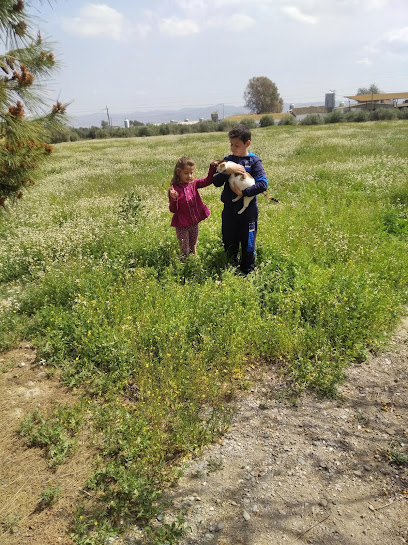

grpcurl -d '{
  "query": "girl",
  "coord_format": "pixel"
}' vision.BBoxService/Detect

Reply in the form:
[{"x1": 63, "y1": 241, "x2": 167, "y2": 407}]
[{"x1": 168, "y1": 156, "x2": 218, "y2": 257}]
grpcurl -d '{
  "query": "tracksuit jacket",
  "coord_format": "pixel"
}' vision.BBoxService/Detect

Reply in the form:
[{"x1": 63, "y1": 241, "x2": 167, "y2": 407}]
[{"x1": 213, "y1": 152, "x2": 268, "y2": 273}]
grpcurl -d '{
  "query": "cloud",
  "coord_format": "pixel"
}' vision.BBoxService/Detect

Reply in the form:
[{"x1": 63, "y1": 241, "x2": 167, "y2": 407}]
[
  {"x1": 362, "y1": 26, "x2": 408, "y2": 60},
  {"x1": 281, "y1": 6, "x2": 317, "y2": 24},
  {"x1": 356, "y1": 57, "x2": 373, "y2": 65},
  {"x1": 176, "y1": 0, "x2": 207, "y2": 15},
  {"x1": 159, "y1": 17, "x2": 200, "y2": 37},
  {"x1": 133, "y1": 22, "x2": 152, "y2": 40},
  {"x1": 379, "y1": 26, "x2": 408, "y2": 54},
  {"x1": 222, "y1": 13, "x2": 256, "y2": 30},
  {"x1": 61, "y1": 4, "x2": 125, "y2": 40}
]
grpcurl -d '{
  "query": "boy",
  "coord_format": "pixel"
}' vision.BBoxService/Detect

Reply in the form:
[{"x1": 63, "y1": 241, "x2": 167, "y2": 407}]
[{"x1": 213, "y1": 124, "x2": 268, "y2": 274}]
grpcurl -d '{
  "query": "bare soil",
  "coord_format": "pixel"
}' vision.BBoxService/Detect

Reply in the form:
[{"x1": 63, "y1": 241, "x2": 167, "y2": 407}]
[
  {"x1": 0, "y1": 345, "x2": 94, "y2": 545},
  {"x1": 157, "y1": 318, "x2": 408, "y2": 545},
  {"x1": 1, "y1": 317, "x2": 407, "y2": 545}
]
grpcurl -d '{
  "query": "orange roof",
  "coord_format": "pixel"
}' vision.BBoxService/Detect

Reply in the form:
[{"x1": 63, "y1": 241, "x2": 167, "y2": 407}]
[{"x1": 345, "y1": 92, "x2": 408, "y2": 102}]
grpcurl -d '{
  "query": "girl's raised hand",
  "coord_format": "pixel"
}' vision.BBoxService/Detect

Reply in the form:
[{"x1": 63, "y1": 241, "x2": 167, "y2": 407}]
[{"x1": 169, "y1": 185, "x2": 178, "y2": 200}]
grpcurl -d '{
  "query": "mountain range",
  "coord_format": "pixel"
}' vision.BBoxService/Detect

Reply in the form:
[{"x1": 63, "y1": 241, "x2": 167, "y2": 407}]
[{"x1": 70, "y1": 102, "x2": 324, "y2": 128}]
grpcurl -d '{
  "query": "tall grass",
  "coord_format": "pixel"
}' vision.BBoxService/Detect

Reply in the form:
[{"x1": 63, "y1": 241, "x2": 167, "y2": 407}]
[{"x1": 1, "y1": 122, "x2": 408, "y2": 543}]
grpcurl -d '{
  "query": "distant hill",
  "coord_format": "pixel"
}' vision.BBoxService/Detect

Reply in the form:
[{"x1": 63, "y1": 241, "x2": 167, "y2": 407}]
[
  {"x1": 70, "y1": 104, "x2": 249, "y2": 128},
  {"x1": 70, "y1": 102, "x2": 325, "y2": 128}
]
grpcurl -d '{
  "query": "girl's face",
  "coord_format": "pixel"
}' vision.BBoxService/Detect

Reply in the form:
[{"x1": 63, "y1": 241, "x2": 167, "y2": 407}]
[{"x1": 178, "y1": 165, "x2": 195, "y2": 184}]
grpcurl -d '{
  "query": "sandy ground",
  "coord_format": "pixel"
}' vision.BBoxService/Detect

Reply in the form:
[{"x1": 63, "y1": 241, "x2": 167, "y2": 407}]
[
  {"x1": 151, "y1": 318, "x2": 408, "y2": 545},
  {"x1": 1, "y1": 318, "x2": 407, "y2": 545}
]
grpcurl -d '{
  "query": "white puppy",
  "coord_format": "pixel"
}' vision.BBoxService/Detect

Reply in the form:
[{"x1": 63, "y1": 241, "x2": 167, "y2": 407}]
[
  {"x1": 216, "y1": 161, "x2": 279, "y2": 213},
  {"x1": 217, "y1": 160, "x2": 255, "y2": 214}
]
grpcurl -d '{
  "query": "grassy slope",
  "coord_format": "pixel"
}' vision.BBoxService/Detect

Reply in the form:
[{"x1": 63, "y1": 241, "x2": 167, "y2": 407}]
[{"x1": 1, "y1": 121, "x2": 408, "y2": 543}]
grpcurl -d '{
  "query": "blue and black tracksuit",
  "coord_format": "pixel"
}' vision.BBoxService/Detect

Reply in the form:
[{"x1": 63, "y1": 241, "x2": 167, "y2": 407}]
[{"x1": 213, "y1": 152, "x2": 268, "y2": 274}]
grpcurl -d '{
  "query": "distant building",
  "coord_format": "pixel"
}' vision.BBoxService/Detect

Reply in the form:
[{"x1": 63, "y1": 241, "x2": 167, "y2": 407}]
[
  {"x1": 325, "y1": 92, "x2": 336, "y2": 113},
  {"x1": 124, "y1": 119, "x2": 130, "y2": 128},
  {"x1": 343, "y1": 92, "x2": 408, "y2": 111},
  {"x1": 290, "y1": 106, "x2": 328, "y2": 122}
]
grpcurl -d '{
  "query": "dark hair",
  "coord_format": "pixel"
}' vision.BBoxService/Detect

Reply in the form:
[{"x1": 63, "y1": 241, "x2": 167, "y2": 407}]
[
  {"x1": 171, "y1": 156, "x2": 195, "y2": 186},
  {"x1": 228, "y1": 124, "x2": 251, "y2": 144}
]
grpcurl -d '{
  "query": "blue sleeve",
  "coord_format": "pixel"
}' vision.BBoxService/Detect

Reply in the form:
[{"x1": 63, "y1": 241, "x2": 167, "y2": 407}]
[{"x1": 243, "y1": 156, "x2": 268, "y2": 197}]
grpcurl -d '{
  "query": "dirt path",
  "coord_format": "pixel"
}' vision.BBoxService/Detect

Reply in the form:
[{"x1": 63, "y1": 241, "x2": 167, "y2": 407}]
[
  {"x1": 148, "y1": 319, "x2": 408, "y2": 545},
  {"x1": 1, "y1": 319, "x2": 407, "y2": 545}
]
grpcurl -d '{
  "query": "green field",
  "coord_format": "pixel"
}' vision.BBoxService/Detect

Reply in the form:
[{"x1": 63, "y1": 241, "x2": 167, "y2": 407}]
[{"x1": 1, "y1": 121, "x2": 408, "y2": 543}]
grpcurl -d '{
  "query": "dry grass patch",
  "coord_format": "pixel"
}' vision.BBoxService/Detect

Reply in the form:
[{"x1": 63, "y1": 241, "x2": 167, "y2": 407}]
[{"x1": 0, "y1": 345, "x2": 94, "y2": 545}]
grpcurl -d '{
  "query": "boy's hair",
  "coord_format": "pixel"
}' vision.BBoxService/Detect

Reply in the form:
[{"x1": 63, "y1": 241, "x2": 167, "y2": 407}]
[
  {"x1": 228, "y1": 124, "x2": 251, "y2": 144},
  {"x1": 171, "y1": 156, "x2": 195, "y2": 186}
]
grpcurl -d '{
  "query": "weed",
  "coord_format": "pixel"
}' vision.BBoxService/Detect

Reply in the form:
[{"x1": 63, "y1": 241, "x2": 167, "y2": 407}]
[
  {"x1": 39, "y1": 483, "x2": 61, "y2": 508},
  {"x1": 19, "y1": 403, "x2": 84, "y2": 466},
  {"x1": 1, "y1": 514, "x2": 21, "y2": 534},
  {"x1": 119, "y1": 191, "x2": 143, "y2": 222},
  {"x1": 207, "y1": 457, "x2": 224, "y2": 473},
  {"x1": 387, "y1": 450, "x2": 408, "y2": 467}
]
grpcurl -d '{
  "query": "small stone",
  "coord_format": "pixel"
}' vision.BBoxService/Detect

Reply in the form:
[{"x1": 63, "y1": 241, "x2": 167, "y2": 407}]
[
  {"x1": 215, "y1": 522, "x2": 225, "y2": 532},
  {"x1": 18, "y1": 362, "x2": 26, "y2": 367},
  {"x1": 243, "y1": 510, "x2": 251, "y2": 521},
  {"x1": 252, "y1": 504, "x2": 258, "y2": 513},
  {"x1": 363, "y1": 465, "x2": 372, "y2": 472},
  {"x1": 319, "y1": 499, "x2": 328, "y2": 508}
]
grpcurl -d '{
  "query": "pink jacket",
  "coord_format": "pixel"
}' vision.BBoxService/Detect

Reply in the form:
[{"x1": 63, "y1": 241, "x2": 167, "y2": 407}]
[{"x1": 168, "y1": 163, "x2": 216, "y2": 227}]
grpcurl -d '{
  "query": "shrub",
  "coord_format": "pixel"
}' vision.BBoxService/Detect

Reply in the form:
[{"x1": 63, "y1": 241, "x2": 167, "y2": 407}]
[
  {"x1": 259, "y1": 115, "x2": 275, "y2": 127},
  {"x1": 397, "y1": 108, "x2": 408, "y2": 120},
  {"x1": 300, "y1": 114, "x2": 323, "y2": 126},
  {"x1": 278, "y1": 115, "x2": 296, "y2": 125},
  {"x1": 353, "y1": 110, "x2": 370, "y2": 122},
  {"x1": 239, "y1": 118, "x2": 257, "y2": 128},
  {"x1": 324, "y1": 110, "x2": 344, "y2": 124},
  {"x1": 217, "y1": 120, "x2": 235, "y2": 132},
  {"x1": 370, "y1": 108, "x2": 398, "y2": 121}
]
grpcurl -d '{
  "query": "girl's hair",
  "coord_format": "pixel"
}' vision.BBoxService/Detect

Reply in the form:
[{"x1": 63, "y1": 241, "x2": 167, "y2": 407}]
[{"x1": 171, "y1": 156, "x2": 195, "y2": 186}]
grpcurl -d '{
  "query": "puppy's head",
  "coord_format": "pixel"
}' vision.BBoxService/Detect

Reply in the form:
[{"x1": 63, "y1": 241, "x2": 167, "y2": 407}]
[{"x1": 216, "y1": 161, "x2": 228, "y2": 174}]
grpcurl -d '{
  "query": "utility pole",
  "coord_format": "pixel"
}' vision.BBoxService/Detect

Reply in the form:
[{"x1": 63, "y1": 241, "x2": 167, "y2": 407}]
[{"x1": 106, "y1": 106, "x2": 111, "y2": 127}]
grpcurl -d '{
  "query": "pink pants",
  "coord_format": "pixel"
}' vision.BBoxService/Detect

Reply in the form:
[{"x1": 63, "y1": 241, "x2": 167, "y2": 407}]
[{"x1": 175, "y1": 224, "x2": 199, "y2": 256}]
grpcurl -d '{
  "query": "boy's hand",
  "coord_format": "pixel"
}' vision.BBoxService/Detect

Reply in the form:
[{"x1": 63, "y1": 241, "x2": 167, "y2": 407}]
[
  {"x1": 169, "y1": 185, "x2": 178, "y2": 200},
  {"x1": 227, "y1": 163, "x2": 246, "y2": 175}
]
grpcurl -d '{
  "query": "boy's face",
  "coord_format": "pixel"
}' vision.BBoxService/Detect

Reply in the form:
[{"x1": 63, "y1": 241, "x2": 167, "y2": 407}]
[{"x1": 229, "y1": 137, "x2": 250, "y2": 157}]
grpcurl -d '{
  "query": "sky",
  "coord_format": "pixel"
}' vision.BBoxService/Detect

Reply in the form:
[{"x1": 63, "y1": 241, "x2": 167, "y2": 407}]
[{"x1": 23, "y1": 0, "x2": 408, "y2": 118}]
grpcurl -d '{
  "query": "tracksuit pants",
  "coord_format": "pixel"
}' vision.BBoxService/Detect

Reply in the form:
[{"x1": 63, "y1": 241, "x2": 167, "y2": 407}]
[{"x1": 221, "y1": 207, "x2": 257, "y2": 274}]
